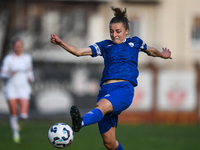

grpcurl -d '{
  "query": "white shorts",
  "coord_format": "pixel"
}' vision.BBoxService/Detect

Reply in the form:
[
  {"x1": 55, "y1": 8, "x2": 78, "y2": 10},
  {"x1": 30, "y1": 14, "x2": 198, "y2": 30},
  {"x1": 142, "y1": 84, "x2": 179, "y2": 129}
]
[{"x1": 4, "y1": 84, "x2": 31, "y2": 100}]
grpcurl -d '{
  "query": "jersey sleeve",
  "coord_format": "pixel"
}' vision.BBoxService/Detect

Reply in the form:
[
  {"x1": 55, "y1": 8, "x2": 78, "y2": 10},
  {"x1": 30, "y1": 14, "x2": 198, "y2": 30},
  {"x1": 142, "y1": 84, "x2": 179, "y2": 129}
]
[
  {"x1": 135, "y1": 36, "x2": 147, "y2": 51},
  {"x1": 0, "y1": 55, "x2": 11, "y2": 79},
  {"x1": 89, "y1": 40, "x2": 107, "y2": 57}
]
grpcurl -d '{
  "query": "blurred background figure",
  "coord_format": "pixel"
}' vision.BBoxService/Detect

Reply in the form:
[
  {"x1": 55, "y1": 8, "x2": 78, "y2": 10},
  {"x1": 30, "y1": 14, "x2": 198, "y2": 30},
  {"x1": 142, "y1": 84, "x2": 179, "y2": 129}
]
[{"x1": 0, "y1": 38, "x2": 35, "y2": 143}]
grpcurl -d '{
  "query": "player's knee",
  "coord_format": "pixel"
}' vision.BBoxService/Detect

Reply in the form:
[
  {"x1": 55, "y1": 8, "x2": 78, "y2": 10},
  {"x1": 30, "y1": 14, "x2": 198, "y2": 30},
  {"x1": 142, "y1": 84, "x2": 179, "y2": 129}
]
[
  {"x1": 20, "y1": 113, "x2": 28, "y2": 119},
  {"x1": 103, "y1": 140, "x2": 117, "y2": 150},
  {"x1": 96, "y1": 99, "x2": 113, "y2": 115}
]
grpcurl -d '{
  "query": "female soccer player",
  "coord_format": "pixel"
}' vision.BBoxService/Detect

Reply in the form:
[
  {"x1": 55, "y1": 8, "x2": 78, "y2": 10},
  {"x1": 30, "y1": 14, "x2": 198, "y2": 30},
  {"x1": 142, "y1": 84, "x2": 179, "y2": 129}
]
[
  {"x1": 0, "y1": 38, "x2": 35, "y2": 143},
  {"x1": 51, "y1": 7, "x2": 172, "y2": 150}
]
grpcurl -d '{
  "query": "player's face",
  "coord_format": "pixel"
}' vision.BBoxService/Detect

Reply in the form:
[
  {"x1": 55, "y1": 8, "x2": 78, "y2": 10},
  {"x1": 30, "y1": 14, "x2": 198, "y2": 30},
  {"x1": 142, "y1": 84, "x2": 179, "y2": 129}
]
[
  {"x1": 110, "y1": 22, "x2": 129, "y2": 44},
  {"x1": 13, "y1": 40, "x2": 23, "y2": 55}
]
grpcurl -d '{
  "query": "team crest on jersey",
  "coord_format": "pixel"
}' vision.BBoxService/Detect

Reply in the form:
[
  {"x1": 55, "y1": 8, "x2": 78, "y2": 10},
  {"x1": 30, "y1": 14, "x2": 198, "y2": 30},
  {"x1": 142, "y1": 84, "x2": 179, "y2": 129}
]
[{"x1": 128, "y1": 42, "x2": 134, "y2": 47}]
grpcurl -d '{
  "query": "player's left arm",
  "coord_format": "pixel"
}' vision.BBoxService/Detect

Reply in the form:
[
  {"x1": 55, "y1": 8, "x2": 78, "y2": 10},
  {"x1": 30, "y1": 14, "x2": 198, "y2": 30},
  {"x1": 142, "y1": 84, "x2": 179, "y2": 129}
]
[
  {"x1": 143, "y1": 45, "x2": 172, "y2": 59},
  {"x1": 27, "y1": 55, "x2": 35, "y2": 83}
]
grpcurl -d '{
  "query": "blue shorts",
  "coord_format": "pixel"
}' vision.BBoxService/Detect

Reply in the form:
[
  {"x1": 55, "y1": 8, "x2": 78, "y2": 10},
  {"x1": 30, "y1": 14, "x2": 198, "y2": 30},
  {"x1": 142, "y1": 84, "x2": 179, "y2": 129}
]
[{"x1": 97, "y1": 81, "x2": 134, "y2": 134}]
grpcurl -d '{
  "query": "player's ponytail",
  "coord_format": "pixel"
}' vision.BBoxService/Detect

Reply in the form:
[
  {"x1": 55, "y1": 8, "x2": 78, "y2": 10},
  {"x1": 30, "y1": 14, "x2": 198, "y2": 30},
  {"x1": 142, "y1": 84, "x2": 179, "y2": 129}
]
[{"x1": 110, "y1": 6, "x2": 129, "y2": 30}]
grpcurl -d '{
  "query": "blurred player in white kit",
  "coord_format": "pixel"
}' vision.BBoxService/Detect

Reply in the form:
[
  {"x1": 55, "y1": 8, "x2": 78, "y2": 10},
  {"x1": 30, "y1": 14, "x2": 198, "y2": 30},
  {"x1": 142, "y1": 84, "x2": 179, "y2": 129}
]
[{"x1": 0, "y1": 38, "x2": 35, "y2": 143}]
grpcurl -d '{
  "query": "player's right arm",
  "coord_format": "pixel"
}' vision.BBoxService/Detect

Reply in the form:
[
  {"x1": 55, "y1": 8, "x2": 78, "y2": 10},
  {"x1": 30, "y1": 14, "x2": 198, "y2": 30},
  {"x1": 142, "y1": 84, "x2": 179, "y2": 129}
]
[
  {"x1": 50, "y1": 34, "x2": 93, "y2": 57},
  {"x1": 1, "y1": 55, "x2": 11, "y2": 79}
]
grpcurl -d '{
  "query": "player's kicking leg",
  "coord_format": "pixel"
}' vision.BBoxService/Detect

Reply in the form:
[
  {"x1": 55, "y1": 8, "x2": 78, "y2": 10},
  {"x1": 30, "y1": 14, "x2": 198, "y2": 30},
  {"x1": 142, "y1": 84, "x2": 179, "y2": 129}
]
[{"x1": 70, "y1": 105, "x2": 104, "y2": 132}]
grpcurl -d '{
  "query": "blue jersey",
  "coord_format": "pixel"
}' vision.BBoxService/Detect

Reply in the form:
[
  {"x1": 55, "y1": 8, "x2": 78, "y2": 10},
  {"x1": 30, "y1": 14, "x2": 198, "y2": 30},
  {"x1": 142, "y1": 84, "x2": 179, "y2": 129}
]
[{"x1": 89, "y1": 36, "x2": 147, "y2": 87}]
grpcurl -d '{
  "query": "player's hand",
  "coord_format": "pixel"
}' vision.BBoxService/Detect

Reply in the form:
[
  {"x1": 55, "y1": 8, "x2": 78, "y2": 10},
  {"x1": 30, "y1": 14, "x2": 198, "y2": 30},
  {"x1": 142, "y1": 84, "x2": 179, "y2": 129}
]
[
  {"x1": 50, "y1": 34, "x2": 62, "y2": 45},
  {"x1": 161, "y1": 47, "x2": 172, "y2": 59}
]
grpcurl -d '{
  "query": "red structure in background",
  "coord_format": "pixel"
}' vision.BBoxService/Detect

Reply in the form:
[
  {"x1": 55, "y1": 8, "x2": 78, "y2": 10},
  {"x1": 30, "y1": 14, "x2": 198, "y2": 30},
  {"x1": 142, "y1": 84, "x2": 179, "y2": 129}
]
[{"x1": 119, "y1": 63, "x2": 200, "y2": 125}]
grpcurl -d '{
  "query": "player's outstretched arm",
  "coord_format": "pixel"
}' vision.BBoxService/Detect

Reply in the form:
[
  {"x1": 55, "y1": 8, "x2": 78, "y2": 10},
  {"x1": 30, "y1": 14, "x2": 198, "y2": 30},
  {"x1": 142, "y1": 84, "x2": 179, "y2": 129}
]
[
  {"x1": 50, "y1": 34, "x2": 93, "y2": 57},
  {"x1": 143, "y1": 45, "x2": 172, "y2": 59}
]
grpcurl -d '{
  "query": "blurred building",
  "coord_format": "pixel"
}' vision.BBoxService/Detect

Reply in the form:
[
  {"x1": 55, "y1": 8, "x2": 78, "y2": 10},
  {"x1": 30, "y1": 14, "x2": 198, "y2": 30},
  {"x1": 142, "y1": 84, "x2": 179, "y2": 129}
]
[
  {"x1": 0, "y1": 0, "x2": 199, "y2": 123},
  {"x1": 1, "y1": 0, "x2": 200, "y2": 66}
]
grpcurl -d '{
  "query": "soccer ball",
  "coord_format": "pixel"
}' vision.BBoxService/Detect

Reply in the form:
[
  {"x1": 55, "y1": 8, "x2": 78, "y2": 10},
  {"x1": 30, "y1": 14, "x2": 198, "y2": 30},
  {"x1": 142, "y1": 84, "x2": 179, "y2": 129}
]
[{"x1": 48, "y1": 123, "x2": 74, "y2": 148}]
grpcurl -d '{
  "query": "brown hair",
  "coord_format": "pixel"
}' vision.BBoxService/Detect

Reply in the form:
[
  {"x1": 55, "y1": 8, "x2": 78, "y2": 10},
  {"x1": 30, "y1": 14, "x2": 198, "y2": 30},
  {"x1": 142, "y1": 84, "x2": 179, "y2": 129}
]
[
  {"x1": 12, "y1": 38, "x2": 23, "y2": 47},
  {"x1": 110, "y1": 6, "x2": 129, "y2": 30}
]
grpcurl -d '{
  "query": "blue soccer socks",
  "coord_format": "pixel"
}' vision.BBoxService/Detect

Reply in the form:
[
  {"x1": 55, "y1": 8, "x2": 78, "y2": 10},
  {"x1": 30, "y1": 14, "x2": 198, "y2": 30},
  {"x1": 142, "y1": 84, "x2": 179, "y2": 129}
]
[
  {"x1": 70, "y1": 106, "x2": 104, "y2": 132},
  {"x1": 82, "y1": 108, "x2": 103, "y2": 126},
  {"x1": 116, "y1": 142, "x2": 123, "y2": 150}
]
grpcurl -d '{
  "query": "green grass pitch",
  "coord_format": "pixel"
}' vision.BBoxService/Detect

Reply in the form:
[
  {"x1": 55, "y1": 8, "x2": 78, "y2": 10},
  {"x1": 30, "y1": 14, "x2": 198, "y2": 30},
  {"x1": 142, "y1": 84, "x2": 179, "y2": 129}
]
[{"x1": 0, "y1": 120, "x2": 200, "y2": 150}]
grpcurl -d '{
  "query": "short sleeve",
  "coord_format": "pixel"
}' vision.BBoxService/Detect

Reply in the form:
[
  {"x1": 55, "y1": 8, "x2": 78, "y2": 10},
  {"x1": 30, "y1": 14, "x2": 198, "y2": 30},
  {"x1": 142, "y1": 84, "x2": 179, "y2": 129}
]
[
  {"x1": 89, "y1": 43, "x2": 102, "y2": 57},
  {"x1": 137, "y1": 37, "x2": 147, "y2": 51},
  {"x1": 89, "y1": 40, "x2": 109, "y2": 57},
  {"x1": 140, "y1": 41, "x2": 147, "y2": 51}
]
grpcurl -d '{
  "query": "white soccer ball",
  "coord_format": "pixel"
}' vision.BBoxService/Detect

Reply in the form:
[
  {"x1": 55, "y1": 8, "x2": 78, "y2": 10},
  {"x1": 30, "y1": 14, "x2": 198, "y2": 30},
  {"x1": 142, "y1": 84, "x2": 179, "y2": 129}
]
[{"x1": 48, "y1": 123, "x2": 74, "y2": 148}]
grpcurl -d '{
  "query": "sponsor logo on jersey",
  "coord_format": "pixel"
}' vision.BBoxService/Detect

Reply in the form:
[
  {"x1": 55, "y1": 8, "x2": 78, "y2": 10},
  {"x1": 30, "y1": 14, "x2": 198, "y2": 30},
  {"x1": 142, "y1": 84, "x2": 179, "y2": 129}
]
[{"x1": 106, "y1": 44, "x2": 113, "y2": 49}]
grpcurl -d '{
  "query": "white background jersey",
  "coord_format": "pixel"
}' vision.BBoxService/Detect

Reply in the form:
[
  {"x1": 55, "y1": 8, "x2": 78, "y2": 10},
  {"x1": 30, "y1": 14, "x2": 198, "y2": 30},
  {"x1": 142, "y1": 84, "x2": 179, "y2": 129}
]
[{"x1": 0, "y1": 52, "x2": 34, "y2": 99}]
